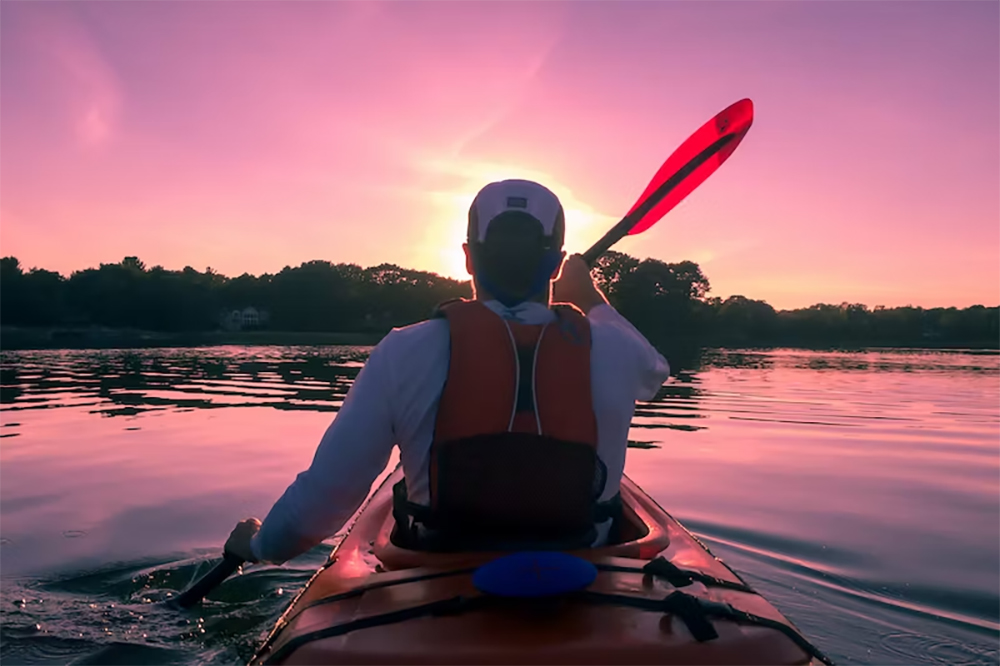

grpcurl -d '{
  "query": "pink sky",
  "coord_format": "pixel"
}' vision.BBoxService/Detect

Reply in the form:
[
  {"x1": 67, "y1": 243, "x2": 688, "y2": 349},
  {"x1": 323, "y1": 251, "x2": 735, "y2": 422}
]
[{"x1": 2, "y1": 1, "x2": 997, "y2": 309}]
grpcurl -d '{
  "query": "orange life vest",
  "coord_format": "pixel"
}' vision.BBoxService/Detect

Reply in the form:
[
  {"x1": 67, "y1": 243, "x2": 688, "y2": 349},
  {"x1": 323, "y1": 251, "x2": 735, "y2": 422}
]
[{"x1": 392, "y1": 299, "x2": 619, "y2": 551}]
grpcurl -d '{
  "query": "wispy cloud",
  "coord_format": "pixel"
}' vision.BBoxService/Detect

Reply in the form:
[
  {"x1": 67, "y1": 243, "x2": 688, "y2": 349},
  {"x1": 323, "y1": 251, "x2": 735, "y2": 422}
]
[{"x1": 17, "y1": 5, "x2": 123, "y2": 146}]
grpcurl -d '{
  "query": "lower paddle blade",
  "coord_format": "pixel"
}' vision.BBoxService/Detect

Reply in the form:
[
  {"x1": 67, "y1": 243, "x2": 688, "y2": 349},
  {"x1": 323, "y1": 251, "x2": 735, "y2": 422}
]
[
  {"x1": 626, "y1": 98, "x2": 754, "y2": 236},
  {"x1": 171, "y1": 553, "x2": 244, "y2": 609}
]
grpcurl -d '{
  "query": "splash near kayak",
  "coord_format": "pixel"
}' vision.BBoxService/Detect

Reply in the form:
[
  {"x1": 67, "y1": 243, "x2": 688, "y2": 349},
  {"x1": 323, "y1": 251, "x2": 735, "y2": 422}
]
[{"x1": 248, "y1": 465, "x2": 833, "y2": 665}]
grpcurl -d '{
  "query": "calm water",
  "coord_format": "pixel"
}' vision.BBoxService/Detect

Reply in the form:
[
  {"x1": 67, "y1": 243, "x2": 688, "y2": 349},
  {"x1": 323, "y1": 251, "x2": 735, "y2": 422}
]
[{"x1": 1, "y1": 346, "x2": 997, "y2": 665}]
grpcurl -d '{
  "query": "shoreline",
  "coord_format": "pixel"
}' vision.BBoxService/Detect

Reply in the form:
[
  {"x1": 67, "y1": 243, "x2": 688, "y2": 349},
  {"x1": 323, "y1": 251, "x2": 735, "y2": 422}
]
[
  {"x1": 0, "y1": 326, "x2": 388, "y2": 351},
  {"x1": 1, "y1": 326, "x2": 996, "y2": 353}
]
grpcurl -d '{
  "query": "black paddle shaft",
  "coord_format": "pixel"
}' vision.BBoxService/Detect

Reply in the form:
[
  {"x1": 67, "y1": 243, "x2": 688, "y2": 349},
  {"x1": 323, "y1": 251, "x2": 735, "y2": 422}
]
[
  {"x1": 173, "y1": 552, "x2": 245, "y2": 609},
  {"x1": 581, "y1": 133, "x2": 736, "y2": 267}
]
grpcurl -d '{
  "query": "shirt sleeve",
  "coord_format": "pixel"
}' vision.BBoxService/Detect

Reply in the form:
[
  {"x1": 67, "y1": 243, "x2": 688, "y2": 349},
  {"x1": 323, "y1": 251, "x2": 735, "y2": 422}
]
[
  {"x1": 249, "y1": 338, "x2": 397, "y2": 564},
  {"x1": 586, "y1": 303, "x2": 671, "y2": 400}
]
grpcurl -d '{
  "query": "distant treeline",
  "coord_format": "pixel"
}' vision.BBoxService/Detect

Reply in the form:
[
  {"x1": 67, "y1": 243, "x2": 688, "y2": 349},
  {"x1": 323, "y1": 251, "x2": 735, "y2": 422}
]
[{"x1": 1, "y1": 253, "x2": 997, "y2": 349}]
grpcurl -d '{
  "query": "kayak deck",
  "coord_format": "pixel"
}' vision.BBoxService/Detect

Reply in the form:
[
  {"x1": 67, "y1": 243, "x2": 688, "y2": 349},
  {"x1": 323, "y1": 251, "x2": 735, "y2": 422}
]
[{"x1": 251, "y1": 466, "x2": 828, "y2": 665}]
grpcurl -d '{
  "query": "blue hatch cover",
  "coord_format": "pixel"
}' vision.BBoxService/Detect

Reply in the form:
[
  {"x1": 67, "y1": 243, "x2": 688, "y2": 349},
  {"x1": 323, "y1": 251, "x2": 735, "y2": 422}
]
[{"x1": 472, "y1": 551, "x2": 598, "y2": 598}]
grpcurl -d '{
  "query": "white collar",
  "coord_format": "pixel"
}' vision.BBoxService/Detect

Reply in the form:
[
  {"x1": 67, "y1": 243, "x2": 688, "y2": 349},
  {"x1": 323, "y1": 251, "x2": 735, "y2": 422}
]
[{"x1": 480, "y1": 300, "x2": 556, "y2": 325}]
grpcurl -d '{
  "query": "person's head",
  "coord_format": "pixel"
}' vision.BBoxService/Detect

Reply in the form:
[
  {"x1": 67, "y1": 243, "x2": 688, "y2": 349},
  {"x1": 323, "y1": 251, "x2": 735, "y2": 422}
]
[{"x1": 463, "y1": 179, "x2": 566, "y2": 307}]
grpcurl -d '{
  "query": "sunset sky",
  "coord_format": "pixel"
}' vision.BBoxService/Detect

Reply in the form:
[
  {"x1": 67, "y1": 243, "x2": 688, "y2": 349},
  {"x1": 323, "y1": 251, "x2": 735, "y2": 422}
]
[{"x1": 2, "y1": 1, "x2": 997, "y2": 310}]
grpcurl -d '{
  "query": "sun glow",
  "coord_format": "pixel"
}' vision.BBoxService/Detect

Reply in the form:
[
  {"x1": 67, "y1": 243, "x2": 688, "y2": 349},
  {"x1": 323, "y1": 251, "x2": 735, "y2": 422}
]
[{"x1": 417, "y1": 158, "x2": 618, "y2": 279}]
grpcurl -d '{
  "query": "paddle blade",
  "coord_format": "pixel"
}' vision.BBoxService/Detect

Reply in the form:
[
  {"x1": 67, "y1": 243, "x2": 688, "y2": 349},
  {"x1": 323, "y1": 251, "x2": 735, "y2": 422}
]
[
  {"x1": 171, "y1": 552, "x2": 244, "y2": 609},
  {"x1": 626, "y1": 98, "x2": 753, "y2": 236}
]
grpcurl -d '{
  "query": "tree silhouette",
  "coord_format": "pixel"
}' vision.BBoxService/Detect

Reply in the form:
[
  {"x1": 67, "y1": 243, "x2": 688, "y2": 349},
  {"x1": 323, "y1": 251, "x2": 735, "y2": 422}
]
[
  {"x1": 590, "y1": 250, "x2": 640, "y2": 299},
  {"x1": 0, "y1": 254, "x2": 996, "y2": 350}
]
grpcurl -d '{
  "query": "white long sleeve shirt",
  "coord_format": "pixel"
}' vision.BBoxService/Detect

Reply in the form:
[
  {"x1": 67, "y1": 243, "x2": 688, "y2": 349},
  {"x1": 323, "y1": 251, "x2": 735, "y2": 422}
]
[{"x1": 250, "y1": 300, "x2": 670, "y2": 564}]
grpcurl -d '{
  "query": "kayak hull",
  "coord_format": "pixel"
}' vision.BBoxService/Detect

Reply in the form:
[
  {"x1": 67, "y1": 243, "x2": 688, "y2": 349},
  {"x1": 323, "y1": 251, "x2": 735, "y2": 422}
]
[{"x1": 251, "y1": 466, "x2": 823, "y2": 665}]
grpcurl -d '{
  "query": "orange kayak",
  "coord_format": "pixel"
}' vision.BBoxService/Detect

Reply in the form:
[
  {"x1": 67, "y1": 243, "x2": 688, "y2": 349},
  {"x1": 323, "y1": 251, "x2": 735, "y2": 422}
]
[{"x1": 250, "y1": 465, "x2": 832, "y2": 665}]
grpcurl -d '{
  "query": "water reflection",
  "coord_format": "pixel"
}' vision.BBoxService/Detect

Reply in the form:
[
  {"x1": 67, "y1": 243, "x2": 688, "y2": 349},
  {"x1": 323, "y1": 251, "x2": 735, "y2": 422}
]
[
  {"x1": 699, "y1": 348, "x2": 999, "y2": 374},
  {"x1": 3, "y1": 346, "x2": 996, "y2": 421},
  {"x1": 2, "y1": 346, "x2": 997, "y2": 441},
  {"x1": 0, "y1": 345, "x2": 998, "y2": 666},
  {"x1": 0, "y1": 347, "x2": 370, "y2": 418},
  {"x1": 632, "y1": 372, "x2": 709, "y2": 432}
]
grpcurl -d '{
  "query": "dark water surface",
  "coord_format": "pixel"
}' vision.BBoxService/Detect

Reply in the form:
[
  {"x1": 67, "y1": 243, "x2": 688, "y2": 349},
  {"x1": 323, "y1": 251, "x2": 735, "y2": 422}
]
[{"x1": 1, "y1": 346, "x2": 997, "y2": 665}]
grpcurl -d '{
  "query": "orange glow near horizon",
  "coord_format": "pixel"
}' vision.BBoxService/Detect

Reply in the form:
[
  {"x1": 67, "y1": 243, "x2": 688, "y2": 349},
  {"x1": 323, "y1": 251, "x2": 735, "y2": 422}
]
[{"x1": 1, "y1": 2, "x2": 997, "y2": 310}]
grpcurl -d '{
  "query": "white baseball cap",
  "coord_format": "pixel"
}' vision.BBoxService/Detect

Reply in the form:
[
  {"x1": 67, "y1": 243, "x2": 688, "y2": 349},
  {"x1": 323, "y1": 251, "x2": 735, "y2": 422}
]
[{"x1": 467, "y1": 179, "x2": 565, "y2": 247}]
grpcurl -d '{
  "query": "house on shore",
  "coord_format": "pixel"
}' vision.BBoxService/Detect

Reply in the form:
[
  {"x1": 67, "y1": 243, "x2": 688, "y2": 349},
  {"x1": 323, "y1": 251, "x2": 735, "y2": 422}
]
[{"x1": 219, "y1": 307, "x2": 270, "y2": 331}]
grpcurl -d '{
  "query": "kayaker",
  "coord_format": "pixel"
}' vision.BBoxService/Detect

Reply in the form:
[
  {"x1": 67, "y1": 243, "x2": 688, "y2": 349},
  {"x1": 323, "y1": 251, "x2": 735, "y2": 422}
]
[{"x1": 225, "y1": 179, "x2": 671, "y2": 563}]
